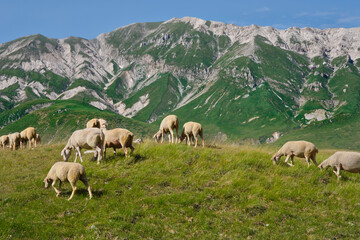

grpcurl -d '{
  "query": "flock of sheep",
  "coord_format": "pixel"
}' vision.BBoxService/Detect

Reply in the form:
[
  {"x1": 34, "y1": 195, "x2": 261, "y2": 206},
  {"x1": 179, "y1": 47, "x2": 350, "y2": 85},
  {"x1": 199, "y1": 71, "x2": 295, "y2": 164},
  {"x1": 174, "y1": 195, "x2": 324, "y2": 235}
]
[
  {"x1": 2, "y1": 114, "x2": 360, "y2": 200},
  {"x1": 46, "y1": 115, "x2": 205, "y2": 200},
  {"x1": 0, "y1": 127, "x2": 40, "y2": 150}
]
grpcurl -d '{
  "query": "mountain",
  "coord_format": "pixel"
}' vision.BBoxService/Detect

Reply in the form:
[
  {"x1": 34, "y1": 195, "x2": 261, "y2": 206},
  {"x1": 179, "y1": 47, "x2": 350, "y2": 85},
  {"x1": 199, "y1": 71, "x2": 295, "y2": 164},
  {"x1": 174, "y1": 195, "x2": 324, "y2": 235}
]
[{"x1": 0, "y1": 17, "x2": 360, "y2": 147}]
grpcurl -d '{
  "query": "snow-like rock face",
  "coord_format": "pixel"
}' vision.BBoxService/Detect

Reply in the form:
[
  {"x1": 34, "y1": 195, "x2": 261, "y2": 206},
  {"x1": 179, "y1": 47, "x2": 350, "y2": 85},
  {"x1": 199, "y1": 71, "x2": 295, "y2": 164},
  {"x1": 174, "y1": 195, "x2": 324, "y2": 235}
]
[
  {"x1": 115, "y1": 94, "x2": 150, "y2": 118},
  {"x1": 90, "y1": 101, "x2": 108, "y2": 110},
  {"x1": 175, "y1": 17, "x2": 360, "y2": 60},
  {"x1": 304, "y1": 109, "x2": 333, "y2": 122}
]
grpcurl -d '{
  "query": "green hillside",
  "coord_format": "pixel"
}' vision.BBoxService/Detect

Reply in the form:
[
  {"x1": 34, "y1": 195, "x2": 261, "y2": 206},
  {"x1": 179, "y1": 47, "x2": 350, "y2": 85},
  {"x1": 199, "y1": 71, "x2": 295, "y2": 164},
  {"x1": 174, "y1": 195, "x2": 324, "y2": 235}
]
[
  {"x1": 0, "y1": 100, "x2": 156, "y2": 143},
  {"x1": 1, "y1": 143, "x2": 360, "y2": 239}
]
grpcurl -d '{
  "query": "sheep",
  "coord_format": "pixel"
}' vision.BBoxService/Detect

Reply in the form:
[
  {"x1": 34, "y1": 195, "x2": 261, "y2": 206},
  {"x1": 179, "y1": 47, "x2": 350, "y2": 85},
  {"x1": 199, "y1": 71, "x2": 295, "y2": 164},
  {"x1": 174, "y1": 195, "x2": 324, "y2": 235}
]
[
  {"x1": 0, "y1": 135, "x2": 9, "y2": 149},
  {"x1": 20, "y1": 127, "x2": 37, "y2": 149},
  {"x1": 153, "y1": 115, "x2": 179, "y2": 144},
  {"x1": 86, "y1": 118, "x2": 100, "y2": 128},
  {"x1": 319, "y1": 151, "x2": 360, "y2": 181},
  {"x1": 179, "y1": 121, "x2": 205, "y2": 147},
  {"x1": 102, "y1": 128, "x2": 134, "y2": 158},
  {"x1": 271, "y1": 140, "x2": 318, "y2": 167},
  {"x1": 44, "y1": 162, "x2": 92, "y2": 200},
  {"x1": 31, "y1": 133, "x2": 41, "y2": 146},
  {"x1": 9, "y1": 132, "x2": 21, "y2": 151},
  {"x1": 61, "y1": 128, "x2": 104, "y2": 164}
]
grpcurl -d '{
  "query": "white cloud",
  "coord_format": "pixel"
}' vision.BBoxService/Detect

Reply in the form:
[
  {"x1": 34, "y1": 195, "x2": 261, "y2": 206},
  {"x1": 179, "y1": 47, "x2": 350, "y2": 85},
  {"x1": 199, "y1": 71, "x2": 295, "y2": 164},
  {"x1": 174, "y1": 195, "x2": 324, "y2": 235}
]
[
  {"x1": 337, "y1": 16, "x2": 360, "y2": 23},
  {"x1": 256, "y1": 7, "x2": 270, "y2": 12}
]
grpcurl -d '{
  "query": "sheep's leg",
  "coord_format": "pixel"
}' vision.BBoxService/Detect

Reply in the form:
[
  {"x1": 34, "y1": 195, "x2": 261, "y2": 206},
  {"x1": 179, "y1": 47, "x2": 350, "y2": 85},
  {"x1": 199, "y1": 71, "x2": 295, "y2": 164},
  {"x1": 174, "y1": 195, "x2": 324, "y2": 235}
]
[
  {"x1": 311, "y1": 155, "x2": 318, "y2": 167},
  {"x1": 161, "y1": 130, "x2": 164, "y2": 143},
  {"x1": 75, "y1": 146, "x2": 83, "y2": 163},
  {"x1": 284, "y1": 155, "x2": 290, "y2": 163},
  {"x1": 333, "y1": 165, "x2": 341, "y2": 181},
  {"x1": 96, "y1": 146, "x2": 102, "y2": 164},
  {"x1": 169, "y1": 128, "x2": 174, "y2": 144},
  {"x1": 52, "y1": 180, "x2": 61, "y2": 197},
  {"x1": 186, "y1": 133, "x2": 191, "y2": 146},
  {"x1": 122, "y1": 145, "x2": 129, "y2": 157},
  {"x1": 74, "y1": 152, "x2": 78, "y2": 163},
  {"x1": 68, "y1": 181, "x2": 77, "y2": 201},
  {"x1": 113, "y1": 147, "x2": 116, "y2": 155},
  {"x1": 130, "y1": 146, "x2": 134, "y2": 155},
  {"x1": 81, "y1": 179, "x2": 92, "y2": 199},
  {"x1": 287, "y1": 156, "x2": 294, "y2": 167},
  {"x1": 305, "y1": 156, "x2": 311, "y2": 167},
  {"x1": 193, "y1": 132, "x2": 198, "y2": 148}
]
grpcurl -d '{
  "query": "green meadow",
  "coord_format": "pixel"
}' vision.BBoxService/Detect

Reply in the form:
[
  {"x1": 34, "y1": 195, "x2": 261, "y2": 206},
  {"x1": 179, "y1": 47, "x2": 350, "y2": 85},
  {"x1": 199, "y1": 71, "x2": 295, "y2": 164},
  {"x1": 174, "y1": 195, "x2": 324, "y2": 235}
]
[{"x1": 1, "y1": 142, "x2": 360, "y2": 239}]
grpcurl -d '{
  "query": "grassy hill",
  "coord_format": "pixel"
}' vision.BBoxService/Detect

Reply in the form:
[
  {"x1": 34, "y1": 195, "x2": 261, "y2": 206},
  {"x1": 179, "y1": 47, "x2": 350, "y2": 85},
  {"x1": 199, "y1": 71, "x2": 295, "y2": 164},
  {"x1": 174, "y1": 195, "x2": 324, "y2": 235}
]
[
  {"x1": 1, "y1": 142, "x2": 360, "y2": 239},
  {"x1": 0, "y1": 100, "x2": 157, "y2": 143}
]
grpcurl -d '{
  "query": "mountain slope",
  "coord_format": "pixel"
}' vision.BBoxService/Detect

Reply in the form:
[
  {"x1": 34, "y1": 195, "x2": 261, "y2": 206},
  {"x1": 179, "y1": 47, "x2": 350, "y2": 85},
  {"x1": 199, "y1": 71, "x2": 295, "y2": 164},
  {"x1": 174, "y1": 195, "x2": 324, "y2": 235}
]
[{"x1": 1, "y1": 17, "x2": 360, "y2": 146}]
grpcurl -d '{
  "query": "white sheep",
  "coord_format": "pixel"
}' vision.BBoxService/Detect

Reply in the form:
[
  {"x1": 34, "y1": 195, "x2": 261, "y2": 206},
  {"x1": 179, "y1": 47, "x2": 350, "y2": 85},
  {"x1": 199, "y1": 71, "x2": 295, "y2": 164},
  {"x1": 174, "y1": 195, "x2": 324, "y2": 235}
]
[
  {"x1": 271, "y1": 140, "x2": 318, "y2": 167},
  {"x1": 31, "y1": 133, "x2": 41, "y2": 146},
  {"x1": 61, "y1": 128, "x2": 104, "y2": 164},
  {"x1": 44, "y1": 162, "x2": 92, "y2": 200},
  {"x1": 102, "y1": 128, "x2": 134, "y2": 158},
  {"x1": 0, "y1": 135, "x2": 9, "y2": 149},
  {"x1": 20, "y1": 127, "x2": 37, "y2": 149},
  {"x1": 179, "y1": 121, "x2": 205, "y2": 147},
  {"x1": 9, "y1": 132, "x2": 21, "y2": 151},
  {"x1": 153, "y1": 115, "x2": 179, "y2": 144},
  {"x1": 319, "y1": 151, "x2": 360, "y2": 180}
]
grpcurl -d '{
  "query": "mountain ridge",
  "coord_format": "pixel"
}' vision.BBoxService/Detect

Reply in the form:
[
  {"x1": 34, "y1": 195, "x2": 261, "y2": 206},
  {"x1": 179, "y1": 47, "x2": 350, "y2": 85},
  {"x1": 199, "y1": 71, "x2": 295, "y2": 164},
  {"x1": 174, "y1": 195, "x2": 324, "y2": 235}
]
[{"x1": 0, "y1": 17, "x2": 360, "y2": 146}]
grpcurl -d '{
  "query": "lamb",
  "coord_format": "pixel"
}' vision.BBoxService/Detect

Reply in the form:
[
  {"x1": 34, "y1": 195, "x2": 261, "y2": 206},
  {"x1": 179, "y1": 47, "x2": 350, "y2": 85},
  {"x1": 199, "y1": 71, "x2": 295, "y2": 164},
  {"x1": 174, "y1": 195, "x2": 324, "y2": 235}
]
[
  {"x1": 61, "y1": 128, "x2": 104, "y2": 164},
  {"x1": 0, "y1": 135, "x2": 9, "y2": 149},
  {"x1": 86, "y1": 118, "x2": 100, "y2": 128},
  {"x1": 44, "y1": 162, "x2": 92, "y2": 200},
  {"x1": 20, "y1": 127, "x2": 37, "y2": 149},
  {"x1": 102, "y1": 128, "x2": 134, "y2": 158},
  {"x1": 9, "y1": 132, "x2": 21, "y2": 151},
  {"x1": 319, "y1": 151, "x2": 360, "y2": 180},
  {"x1": 179, "y1": 121, "x2": 205, "y2": 147},
  {"x1": 271, "y1": 140, "x2": 318, "y2": 167},
  {"x1": 153, "y1": 115, "x2": 179, "y2": 144}
]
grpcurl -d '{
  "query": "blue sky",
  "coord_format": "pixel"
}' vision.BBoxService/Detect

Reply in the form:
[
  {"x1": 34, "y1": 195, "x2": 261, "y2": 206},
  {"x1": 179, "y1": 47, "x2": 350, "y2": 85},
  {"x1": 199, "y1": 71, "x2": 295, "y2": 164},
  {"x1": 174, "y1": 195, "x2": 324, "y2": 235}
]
[{"x1": 1, "y1": 0, "x2": 360, "y2": 44}]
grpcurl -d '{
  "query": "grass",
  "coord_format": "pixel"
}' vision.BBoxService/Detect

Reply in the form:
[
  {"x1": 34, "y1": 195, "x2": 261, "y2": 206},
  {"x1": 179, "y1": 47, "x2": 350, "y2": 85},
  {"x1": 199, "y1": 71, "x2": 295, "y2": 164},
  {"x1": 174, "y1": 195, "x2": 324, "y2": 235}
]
[{"x1": 1, "y1": 142, "x2": 360, "y2": 239}]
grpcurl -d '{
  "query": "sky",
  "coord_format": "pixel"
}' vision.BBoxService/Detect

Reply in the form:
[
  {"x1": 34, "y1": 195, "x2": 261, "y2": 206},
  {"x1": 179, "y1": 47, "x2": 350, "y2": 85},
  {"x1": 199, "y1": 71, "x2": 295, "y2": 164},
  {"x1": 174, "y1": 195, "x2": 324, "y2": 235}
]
[{"x1": 1, "y1": 0, "x2": 360, "y2": 44}]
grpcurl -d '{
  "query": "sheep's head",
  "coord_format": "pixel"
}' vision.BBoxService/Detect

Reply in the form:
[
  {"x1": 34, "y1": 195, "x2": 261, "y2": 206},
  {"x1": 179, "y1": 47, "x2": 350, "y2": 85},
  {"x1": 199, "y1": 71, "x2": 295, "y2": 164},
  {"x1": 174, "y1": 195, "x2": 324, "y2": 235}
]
[
  {"x1": 178, "y1": 134, "x2": 186, "y2": 143},
  {"x1": 44, "y1": 178, "x2": 51, "y2": 188},
  {"x1": 61, "y1": 148, "x2": 71, "y2": 161},
  {"x1": 153, "y1": 131, "x2": 162, "y2": 143},
  {"x1": 271, "y1": 153, "x2": 280, "y2": 165},
  {"x1": 318, "y1": 160, "x2": 329, "y2": 169}
]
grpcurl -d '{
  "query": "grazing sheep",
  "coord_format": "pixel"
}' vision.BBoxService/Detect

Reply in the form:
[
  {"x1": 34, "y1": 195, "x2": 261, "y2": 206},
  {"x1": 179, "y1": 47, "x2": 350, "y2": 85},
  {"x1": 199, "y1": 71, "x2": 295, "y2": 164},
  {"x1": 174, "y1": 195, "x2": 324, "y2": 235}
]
[
  {"x1": 86, "y1": 118, "x2": 100, "y2": 128},
  {"x1": 9, "y1": 132, "x2": 21, "y2": 151},
  {"x1": 102, "y1": 128, "x2": 134, "y2": 158},
  {"x1": 319, "y1": 151, "x2": 360, "y2": 180},
  {"x1": 179, "y1": 121, "x2": 205, "y2": 147},
  {"x1": 20, "y1": 127, "x2": 37, "y2": 149},
  {"x1": 271, "y1": 141, "x2": 318, "y2": 167},
  {"x1": 44, "y1": 162, "x2": 92, "y2": 200},
  {"x1": 0, "y1": 135, "x2": 9, "y2": 149},
  {"x1": 153, "y1": 115, "x2": 179, "y2": 144},
  {"x1": 61, "y1": 128, "x2": 104, "y2": 164}
]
